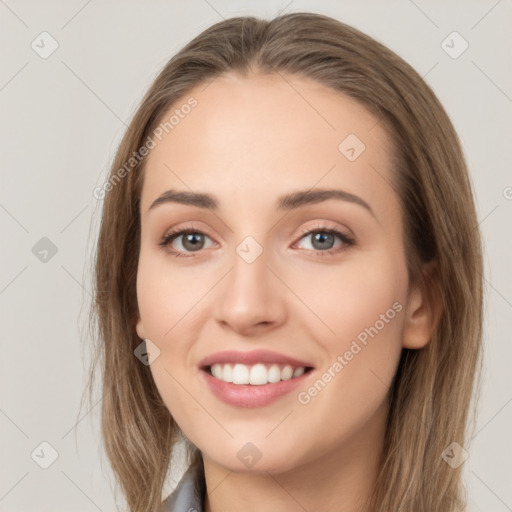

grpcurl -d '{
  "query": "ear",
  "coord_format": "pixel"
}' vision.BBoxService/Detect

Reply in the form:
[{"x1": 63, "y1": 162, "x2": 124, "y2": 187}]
[
  {"x1": 402, "y1": 262, "x2": 442, "y2": 349},
  {"x1": 135, "y1": 313, "x2": 146, "y2": 340}
]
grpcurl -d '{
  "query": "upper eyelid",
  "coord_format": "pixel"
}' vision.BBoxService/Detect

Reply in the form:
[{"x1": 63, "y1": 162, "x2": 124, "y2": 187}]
[
  {"x1": 162, "y1": 221, "x2": 350, "y2": 240},
  {"x1": 297, "y1": 222, "x2": 352, "y2": 236},
  {"x1": 162, "y1": 224, "x2": 215, "y2": 242}
]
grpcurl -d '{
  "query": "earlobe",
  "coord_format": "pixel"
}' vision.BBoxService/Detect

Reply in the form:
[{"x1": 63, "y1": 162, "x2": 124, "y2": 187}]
[
  {"x1": 135, "y1": 314, "x2": 146, "y2": 340},
  {"x1": 402, "y1": 264, "x2": 442, "y2": 349}
]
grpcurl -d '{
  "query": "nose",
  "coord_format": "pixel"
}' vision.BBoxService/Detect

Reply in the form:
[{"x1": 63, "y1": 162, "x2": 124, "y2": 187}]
[{"x1": 213, "y1": 245, "x2": 287, "y2": 336}]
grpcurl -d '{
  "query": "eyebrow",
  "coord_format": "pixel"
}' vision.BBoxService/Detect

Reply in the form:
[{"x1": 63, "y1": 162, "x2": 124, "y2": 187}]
[{"x1": 148, "y1": 188, "x2": 375, "y2": 218}]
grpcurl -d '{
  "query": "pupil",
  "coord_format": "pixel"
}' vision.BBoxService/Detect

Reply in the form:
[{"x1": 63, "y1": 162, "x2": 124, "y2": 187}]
[
  {"x1": 184, "y1": 233, "x2": 203, "y2": 251},
  {"x1": 313, "y1": 232, "x2": 333, "y2": 250}
]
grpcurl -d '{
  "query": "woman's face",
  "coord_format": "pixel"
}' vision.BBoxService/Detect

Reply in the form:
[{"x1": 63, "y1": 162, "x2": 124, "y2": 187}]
[{"x1": 135, "y1": 72, "x2": 429, "y2": 473}]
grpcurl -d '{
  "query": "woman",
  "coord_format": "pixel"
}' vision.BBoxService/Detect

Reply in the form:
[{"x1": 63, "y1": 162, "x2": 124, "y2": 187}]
[{"x1": 87, "y1": 12, "x2": 483, "y2": 512}]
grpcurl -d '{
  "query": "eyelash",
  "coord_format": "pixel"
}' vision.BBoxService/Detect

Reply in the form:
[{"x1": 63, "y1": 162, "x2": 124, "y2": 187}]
[{"x1": 158, "y1": 223, "x2": 355, "y2": 258}]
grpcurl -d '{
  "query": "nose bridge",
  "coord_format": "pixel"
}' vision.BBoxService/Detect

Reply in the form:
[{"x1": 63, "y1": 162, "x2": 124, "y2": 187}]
[
  {"x1": 214, "y1": 233, "x2": 286, "y2": 332},
  {"x1": 228, "y1": 236, "x2": 273, "y2": 305}
]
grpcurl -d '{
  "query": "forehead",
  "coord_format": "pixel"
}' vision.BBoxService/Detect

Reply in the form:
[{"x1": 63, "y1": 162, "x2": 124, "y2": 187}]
[{"x1": 140, "y1": 71, "x2": 395, "y2": 215}]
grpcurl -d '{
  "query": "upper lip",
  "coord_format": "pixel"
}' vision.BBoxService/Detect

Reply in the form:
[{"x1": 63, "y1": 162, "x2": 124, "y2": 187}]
[{"x1": 199, "y1": 350, "x2": 314, "y2": 369}]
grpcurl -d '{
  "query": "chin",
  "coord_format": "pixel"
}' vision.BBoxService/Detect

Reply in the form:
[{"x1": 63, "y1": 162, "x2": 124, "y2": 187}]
[{"x1": 199, "y1": 435, "x2": 309, "y2": 475}]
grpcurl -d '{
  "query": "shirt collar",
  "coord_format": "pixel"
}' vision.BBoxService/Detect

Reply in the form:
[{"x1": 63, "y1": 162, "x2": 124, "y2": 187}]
[{"x1": 159, "y1": 455, "x2": 206, "y2": 512}]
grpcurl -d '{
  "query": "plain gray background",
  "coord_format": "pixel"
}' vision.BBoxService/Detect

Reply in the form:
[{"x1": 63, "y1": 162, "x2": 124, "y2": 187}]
[{"x1": 1, "y1": 1, "x2": 511, "y2": 511}]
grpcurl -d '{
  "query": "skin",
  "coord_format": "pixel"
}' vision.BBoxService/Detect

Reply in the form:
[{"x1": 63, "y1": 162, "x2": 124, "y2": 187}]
[{"x1": 135, "y1": 72, "x2": 436, "y2": 512}]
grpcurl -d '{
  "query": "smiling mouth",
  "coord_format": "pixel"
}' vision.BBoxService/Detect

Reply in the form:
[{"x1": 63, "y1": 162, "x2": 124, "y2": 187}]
[{"x1": 204, "y1": 363, "x2": 314, "y2": 386}]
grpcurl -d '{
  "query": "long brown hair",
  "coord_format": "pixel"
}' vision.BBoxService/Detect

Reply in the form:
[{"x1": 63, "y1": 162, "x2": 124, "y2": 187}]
[{"x1": 83, "y1": 12, "x2": 483, "y2": 511}]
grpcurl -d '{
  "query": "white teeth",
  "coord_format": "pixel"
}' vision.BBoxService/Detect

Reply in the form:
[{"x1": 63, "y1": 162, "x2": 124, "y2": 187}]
[
  {"x1": 293, "y1": 366, "x2": 305, "y2": 377},
  {"x1": 281, "y1": 365, "x2": 293, "y2": 380},
  {"x1": 222, "y1": 364, "x2": 233, "y2": 383},
  {"x1": 209, "y1": 363, "x2": 307, "y2": 385},
  {"x1": 249, "y1": 364, "x2": 267, "y2": 385},
  {"x1": 232, "y1": 363, "x2": 249, "y2": 384},
  {"x1": 211, "y1": 364, "x2": 223, "y2": 380},
  {"x1": 268, "y1": 364, "x2": 281, "y2": 383}
]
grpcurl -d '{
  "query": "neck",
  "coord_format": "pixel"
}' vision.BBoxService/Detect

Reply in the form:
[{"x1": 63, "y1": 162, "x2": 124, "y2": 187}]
[{"x1": 203, "y1": 401, "x2": 387, "y2": 512}]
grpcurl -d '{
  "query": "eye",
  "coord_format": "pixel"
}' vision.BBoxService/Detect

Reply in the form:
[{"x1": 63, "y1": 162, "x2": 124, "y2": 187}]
[
  {"x1": 159, "y1": 227, "x2": 216, "y2": 257},
  {"x1": 294, "y1": 225, "x2": 355, "y2": 256},
  {"x1": 159, "y1": 223, "x2": 355, "y2": 258}
]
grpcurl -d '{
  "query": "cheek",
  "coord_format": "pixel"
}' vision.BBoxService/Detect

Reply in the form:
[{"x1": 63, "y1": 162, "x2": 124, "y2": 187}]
[
  {"x1": 136, "y1": 248, "x2": 218, "y2": 339},
  {"x1": 135, "y1": 252, "x2": 216, "y2": 413},
  {"x1": 292, "y1": 257, "x2": 407, "y2": 440},
  {"x1": 290, "y1": 249, "x2": 408, "y2": 348}
]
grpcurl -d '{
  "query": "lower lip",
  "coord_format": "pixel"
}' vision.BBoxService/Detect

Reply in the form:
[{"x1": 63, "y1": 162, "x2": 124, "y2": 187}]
[{"x1": 201, "y1": 368, "x2": 312, "y2": 408}]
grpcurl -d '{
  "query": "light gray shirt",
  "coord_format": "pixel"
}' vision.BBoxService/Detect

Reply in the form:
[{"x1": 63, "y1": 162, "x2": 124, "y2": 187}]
[{"x1": 159, "y1": 457, "x2": 206, "y2": 512}]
